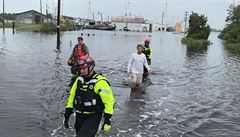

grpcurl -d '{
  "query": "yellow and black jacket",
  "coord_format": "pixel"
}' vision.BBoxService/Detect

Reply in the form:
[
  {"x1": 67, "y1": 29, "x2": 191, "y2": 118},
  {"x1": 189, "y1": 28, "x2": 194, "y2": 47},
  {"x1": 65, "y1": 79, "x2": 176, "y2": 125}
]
[
  {"x1": 65, "y1": 72, "x2": 114, "y2": 117},
  {"x1": 143, "y1": 46, "x2": 152, "y2": 65}
]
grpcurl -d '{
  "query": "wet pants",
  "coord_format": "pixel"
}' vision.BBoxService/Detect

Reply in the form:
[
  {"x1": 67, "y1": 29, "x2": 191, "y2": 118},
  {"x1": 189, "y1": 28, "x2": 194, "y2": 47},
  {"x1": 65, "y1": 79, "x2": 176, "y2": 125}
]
[
  {"x1": 143, "y1": 66, "x2": 149, "y2": 78},
  {"x1": 75, "y1": 113, "x2": 103, "y2": 137}
]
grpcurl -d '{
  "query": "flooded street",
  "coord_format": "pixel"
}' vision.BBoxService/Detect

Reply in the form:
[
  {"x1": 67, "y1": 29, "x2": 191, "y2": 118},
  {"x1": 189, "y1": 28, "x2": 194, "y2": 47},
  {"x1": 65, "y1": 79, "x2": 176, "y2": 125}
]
[{"x1": 1, "y1": 29, "x2": 240, "y2": 137}]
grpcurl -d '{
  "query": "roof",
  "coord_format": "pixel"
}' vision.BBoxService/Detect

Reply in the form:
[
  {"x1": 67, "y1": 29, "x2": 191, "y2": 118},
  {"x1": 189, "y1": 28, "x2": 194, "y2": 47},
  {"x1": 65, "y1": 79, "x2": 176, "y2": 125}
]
[
  {"x1": 15, "y1": 10, "x2": 47, "y2": 17},
  {"x1": 62, "y1": 15, "x2": 75, "y2": 20}
]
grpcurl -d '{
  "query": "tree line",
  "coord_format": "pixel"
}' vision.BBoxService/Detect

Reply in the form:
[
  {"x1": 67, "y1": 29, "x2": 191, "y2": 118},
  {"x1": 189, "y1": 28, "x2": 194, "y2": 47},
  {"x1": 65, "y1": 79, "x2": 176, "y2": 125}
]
[
  {"x1": 0, "y1": 13, "x2": 16, "y2": 22},
  {"x1": 219, "y1": 4, "x2": 240, "y2": 43},
  {"x1": 182, "y1": 3, "x2": 240, "y2": 53}
]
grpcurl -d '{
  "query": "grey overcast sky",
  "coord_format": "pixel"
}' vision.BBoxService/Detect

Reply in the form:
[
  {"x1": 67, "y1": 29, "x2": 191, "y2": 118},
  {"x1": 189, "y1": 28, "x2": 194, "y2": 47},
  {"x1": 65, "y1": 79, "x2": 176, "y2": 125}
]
[{"x1": 1, "y1": 0, "x2": 237, "y2": 29}]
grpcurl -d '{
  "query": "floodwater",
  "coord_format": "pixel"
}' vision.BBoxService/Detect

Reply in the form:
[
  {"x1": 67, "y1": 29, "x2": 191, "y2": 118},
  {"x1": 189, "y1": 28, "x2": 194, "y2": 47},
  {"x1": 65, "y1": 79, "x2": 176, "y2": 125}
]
[{"x1": 0, "y1": 29, "x2": 240, "y2": 137}]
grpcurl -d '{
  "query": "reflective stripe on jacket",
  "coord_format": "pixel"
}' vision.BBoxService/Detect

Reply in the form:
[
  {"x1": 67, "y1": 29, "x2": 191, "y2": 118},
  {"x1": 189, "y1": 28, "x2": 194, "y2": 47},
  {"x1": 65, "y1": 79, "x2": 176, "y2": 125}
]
[{"x1": 66, "y1": 74, "x2": 115, "y2": 115}]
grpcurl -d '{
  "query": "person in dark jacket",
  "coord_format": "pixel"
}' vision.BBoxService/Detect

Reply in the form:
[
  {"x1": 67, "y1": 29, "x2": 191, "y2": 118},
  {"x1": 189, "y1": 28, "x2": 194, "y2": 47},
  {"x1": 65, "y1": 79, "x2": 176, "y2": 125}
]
[{"x1": 64, "y1": 55, "x2": 115, "y2": 137}]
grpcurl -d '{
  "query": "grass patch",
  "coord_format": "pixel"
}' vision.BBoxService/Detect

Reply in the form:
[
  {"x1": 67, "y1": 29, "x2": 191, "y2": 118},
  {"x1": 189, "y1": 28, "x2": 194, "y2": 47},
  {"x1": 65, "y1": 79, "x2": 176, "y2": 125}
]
[
  {"x1": 1, "y1": 22, "x2": 76, "y2": 32},
  {"x1": 182, "y1": 37, "x2": 209, "y2": 52},
  {"x1": 0, "y1": 22, "x2": 16, "y2": 28},
  {"x1": 15, "y1": 23, "x2": 41, "y2": 32},
  {"x1": 40, "y1": 23, "x2": 57, "y2": 33},
  {"x1": 225, "y1": 43, "x2": 240, "y2": 54},
  {"x1": 0, "y1": 22, "x2": 40, "y2": 32},
  {"x1": 182, "y1": 37, "x2": 210, "y2": 46}
]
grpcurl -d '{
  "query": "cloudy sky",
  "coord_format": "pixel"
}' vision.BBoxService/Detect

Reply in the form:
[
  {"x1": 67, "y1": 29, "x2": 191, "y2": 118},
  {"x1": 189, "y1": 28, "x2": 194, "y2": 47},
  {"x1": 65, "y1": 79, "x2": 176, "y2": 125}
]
[{"x1": 1, "y1": 0, "x2": 237, "y2": 29}]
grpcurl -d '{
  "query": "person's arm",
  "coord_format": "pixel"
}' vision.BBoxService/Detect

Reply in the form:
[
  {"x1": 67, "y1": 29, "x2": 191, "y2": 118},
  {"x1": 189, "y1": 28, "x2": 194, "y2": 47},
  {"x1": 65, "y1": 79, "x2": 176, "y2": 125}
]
[
  {"x1": 95, "y1": 80, "x2": 115, "y2": 115},
  {"x1": 149, "y1": 48, "x2": 152, "y2": 60},
  {"x1": 127, "y1": 54, "x2": 133, "y2": 74},
  {"x1": 70, "y1": 45, "x2": 78, "y2": 60},
  {"x1": 95, "y1": 79, "x2": 115, "y2": 132},
  {"x1": 66, "y1": 78, "x2": 78, "y2": 109},
  {"x1": 148, "y1": 48, "x2": 152, "y2": 65},
  {"x1": 83, "y1": 44, "x2": 89, "y2": 55},
  {"x1": 143, "y1": 54, "x2": 150, "y2": 71},
  {"x1": 64, "y1": 77, "x2": 79, "y2": 128},
  {"x1": 68, "y1": 45, "x2": 77, "y2": 65}
]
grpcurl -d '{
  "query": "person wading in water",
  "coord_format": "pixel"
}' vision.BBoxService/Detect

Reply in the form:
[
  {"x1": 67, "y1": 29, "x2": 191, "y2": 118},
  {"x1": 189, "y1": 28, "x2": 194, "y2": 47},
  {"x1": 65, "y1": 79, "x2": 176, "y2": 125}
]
[{"x1": 67, "y1": 37, "x2": 89, "y2": 90}]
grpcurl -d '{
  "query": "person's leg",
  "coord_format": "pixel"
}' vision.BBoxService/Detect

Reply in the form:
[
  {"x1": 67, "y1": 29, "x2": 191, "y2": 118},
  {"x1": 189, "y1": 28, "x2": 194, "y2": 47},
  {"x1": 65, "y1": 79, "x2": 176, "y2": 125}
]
[
  {"x1": 135, "y1": 73, "x2": 143, "y2": 87},
  {"x1": 143, "y1": 66, "x2": 148, "y2": 78},
  {"x1": 143, "y1": 66, "x2": 148, "y2": 74},
  {"x1": 131, "y1": 73, "x2": 137, "y2": 88},
  {"x1": 76, "y1": 113, "x2": 102, "y2": 137},
  {"x1": 75, "y1": 114, "x2": 85, "y2": 135},
  {"x1": 138, "y1": 74, "x2": 143, "y2": 84}
]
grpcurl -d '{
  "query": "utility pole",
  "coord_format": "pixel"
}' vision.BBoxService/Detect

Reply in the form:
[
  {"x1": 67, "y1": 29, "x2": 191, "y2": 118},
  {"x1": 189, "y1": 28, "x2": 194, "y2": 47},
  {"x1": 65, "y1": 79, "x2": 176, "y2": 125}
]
[
  {"x1": 164, "y1": 2, "x2": 168, "y2": 25},
  {"x1": 40, "y1": 0, "x2": 42, "y2": 23},
  {"x1": 88, "y1": 1, "x2": 92, "y2": 19},
  {"x1": 161, "y1": 12, "x2": 165, "y2": 25},
  {"x1": 125, "y1": 1, "x2": 128, "y2": 30},
  {"x1": 46, "y1": 3, "x2": 48, "y2": 15},
  {"x1": 3, "y1": 0, "x2": 5, "y2": 32},
  {"x1": 92, "y1": 12, "x2": 95, "y2": 21},
  {"x1": 100, "y1": 13, "x2": 103, "y2": 23},
  {"x1": 128, "y1": 0, "x2": 131, "y2": 17},
  {"x1": 184, "y1": 11, "x2": 188, "y2": 32},
  {"x1": 40, "y1": 0, "x2": 42, "y2": 14},
  {"x1": 57, "y1": 0, "x2": 61, "y2": 50},
  {"x1": 46, "y1": 4, "x2": 48, "y2": 23}
]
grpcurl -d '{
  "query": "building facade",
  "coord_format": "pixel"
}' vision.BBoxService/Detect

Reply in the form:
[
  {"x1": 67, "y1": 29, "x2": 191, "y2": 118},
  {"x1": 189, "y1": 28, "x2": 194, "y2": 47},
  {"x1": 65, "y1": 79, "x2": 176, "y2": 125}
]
[
  {"x1": 111, "y1": 16, "x2": 152, "y2": 32},
  {"x1": 175, "y1": 23, "x2": 184, "y2": 32},
  {"x1": 15, "y1": 10, "x2": 47, "y2": 24}
]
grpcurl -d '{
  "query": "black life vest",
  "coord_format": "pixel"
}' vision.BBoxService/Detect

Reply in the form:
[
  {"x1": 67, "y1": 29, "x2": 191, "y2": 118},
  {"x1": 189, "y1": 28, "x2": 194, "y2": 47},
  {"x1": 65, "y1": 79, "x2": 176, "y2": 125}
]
[{"x1": 73, "y1": 74, "x2": 109, "y2": 113}]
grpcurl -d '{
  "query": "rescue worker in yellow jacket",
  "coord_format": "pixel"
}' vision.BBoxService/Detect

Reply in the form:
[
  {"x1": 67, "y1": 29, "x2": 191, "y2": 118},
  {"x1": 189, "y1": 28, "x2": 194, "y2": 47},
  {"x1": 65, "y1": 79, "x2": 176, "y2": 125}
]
[
  {"x1": 63, "y1": 55, "x2": 115, "y2": 137},
  {"x1": 142, "y1": 39, "x2": 152, "y2": 75}
]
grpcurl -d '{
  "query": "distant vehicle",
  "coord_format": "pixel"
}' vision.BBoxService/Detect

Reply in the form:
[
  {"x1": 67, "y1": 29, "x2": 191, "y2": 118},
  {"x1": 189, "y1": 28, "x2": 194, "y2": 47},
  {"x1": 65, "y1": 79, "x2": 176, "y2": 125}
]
[
  {"x1": 166, "y1": 26, "x2": 175, "y2": 32},
  {"x1": 123, "y1": 27, "x2": 130, "y2": 32}
]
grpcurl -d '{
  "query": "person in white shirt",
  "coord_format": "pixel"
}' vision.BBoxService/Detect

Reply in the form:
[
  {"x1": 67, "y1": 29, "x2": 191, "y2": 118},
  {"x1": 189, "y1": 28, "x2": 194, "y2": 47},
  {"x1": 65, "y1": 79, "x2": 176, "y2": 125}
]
[{"x1": 127, "y1": 44, "x2": 151, "y2": 87}]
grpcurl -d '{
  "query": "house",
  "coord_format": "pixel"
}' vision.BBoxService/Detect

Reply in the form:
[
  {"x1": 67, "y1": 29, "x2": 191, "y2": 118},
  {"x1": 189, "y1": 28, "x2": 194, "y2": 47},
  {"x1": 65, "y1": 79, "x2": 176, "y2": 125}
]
[
  {"x1": 43, "y1": 18, "x2": 57, "y2": 24},
  {"x1": 15, "y1": 10, "x2": 47, "y2": 24},
  {"x1": 175, "y1": 23, "x2": 184, "y2": 33},
  {"x1": 152, "y1": 23, "x2": 168, "y2": 31}
]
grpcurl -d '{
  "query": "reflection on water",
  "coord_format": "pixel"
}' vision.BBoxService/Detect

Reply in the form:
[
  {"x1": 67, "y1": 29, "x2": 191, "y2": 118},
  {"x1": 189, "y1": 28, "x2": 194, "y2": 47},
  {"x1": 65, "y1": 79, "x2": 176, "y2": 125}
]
[
  {"x1": 0, "y1": 34, "x2": 6, "y2": 53},
  {"x1": 186, "y1": 45, "x2": 208, "y2": 58},
  {"x1": 0, "y1": 29, "x2": 240, "y2": 137},
  {"x1": 186, "y1": 43, "x2": 208, "y2": 52}
]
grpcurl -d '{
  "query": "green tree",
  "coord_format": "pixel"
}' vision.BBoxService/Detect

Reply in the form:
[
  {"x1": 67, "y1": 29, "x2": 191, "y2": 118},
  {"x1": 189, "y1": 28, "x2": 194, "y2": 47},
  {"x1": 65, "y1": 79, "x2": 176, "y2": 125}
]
[
  {"x1": 219, "y1": 4, "x2": 240, "y2": 43},
  {"x1": 187, "y1": 12, "x2": 211, "y2": 40}
]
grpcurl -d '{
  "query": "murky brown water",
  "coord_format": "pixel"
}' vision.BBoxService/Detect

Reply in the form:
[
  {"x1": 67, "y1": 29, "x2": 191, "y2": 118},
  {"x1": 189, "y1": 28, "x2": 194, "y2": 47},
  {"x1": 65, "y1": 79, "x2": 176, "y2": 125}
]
[{"x1": 1, "y1": 29, "x2": 240, "y2": 137}]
